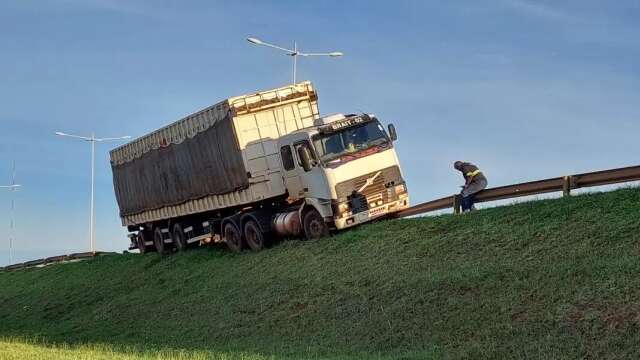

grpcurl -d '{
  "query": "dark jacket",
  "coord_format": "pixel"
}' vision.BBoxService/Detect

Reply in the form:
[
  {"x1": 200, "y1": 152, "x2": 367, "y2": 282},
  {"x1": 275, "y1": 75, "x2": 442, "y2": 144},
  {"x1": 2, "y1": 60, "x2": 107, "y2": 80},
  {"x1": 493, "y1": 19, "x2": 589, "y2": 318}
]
[{"x1": 458, "y1": 162, "x2": 487, "y2": 184}]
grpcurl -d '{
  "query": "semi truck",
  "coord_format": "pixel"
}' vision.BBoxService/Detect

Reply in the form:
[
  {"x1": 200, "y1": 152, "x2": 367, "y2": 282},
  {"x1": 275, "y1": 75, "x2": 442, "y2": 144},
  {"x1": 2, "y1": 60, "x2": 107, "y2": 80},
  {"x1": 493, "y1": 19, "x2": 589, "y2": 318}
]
[{"x1": 110, "y1": 81, "x2": 410, "y2": 253}]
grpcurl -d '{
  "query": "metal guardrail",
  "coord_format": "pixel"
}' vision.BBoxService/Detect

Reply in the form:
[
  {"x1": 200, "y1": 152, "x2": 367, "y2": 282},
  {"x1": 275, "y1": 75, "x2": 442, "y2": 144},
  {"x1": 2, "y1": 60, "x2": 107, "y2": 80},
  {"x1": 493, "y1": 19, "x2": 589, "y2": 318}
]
[
  {"x1": 0, "y1": 251, "x2": 117, "y2": 272},
  {"x1": 395, "y1": 165, "x2": 640, "y2": 218}
]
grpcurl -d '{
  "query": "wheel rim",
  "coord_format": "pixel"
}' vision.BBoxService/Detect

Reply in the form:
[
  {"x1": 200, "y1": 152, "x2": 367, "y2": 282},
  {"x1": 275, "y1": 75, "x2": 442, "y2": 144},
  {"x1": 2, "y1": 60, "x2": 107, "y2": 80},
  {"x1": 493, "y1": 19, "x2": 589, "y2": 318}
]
[
  {"x1": 225, "y1": 225, "x2": 241, "y2": 251},
  {"x1": 154, "y1": 229, "x2": 164, "y2": 253},
  {"x1": 309, "y1": 218, "x2": 323, "y2": 238},
  {"x1": 137, "y1": 233, "x2": 146, "y2": 254},
  {"x1": 305, "y1": 211, "x2": 327, "y2": 239},
  {"x1": 245, "y1": 223, "x2": 263, "y2": 250},
  {"x1": 174, "y1": 226, "x2": 186, "y2": 251},
  {"x1": 175, "y1": 232, "x2": 184, "y2": 250}
]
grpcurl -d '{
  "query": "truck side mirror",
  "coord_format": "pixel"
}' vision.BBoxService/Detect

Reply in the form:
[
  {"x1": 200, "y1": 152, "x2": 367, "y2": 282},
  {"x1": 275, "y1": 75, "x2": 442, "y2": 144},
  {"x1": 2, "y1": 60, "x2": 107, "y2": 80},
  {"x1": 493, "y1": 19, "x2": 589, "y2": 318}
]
[
  {"x1": 298, "y1": 145, "x2": 313, "y2": 172},
  {"x1": 388, "y1": 124, "x2": 398, "y2": 141}
]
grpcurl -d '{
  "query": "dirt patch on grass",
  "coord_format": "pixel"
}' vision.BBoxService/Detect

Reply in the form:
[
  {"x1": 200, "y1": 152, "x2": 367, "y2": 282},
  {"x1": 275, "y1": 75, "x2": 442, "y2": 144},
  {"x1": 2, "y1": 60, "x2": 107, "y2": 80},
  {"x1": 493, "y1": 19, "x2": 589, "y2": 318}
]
[
  {"x1": 602, "y1": 303, "x2": 640, "y2": 330},
  {"x1": 511, "y1": 310, "x2": 529, "y2": 322},
  {"x1": 565, "y1": 302, "x2": 640, "y2": 332}
]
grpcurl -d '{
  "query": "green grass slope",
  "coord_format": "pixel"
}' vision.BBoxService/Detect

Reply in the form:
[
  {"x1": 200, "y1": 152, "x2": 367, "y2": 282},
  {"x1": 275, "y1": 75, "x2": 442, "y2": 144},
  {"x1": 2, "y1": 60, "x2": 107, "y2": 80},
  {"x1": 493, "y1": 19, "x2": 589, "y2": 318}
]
[{"x1": 1, "y1": 188, "x2": 639, "y2": 360}]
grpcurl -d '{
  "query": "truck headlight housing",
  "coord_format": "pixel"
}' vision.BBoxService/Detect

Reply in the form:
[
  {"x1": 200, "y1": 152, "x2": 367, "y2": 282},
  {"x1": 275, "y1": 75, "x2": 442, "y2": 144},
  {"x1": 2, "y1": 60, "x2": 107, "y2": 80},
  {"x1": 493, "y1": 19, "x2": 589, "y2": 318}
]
[{"x1": 338, "y1": 202, "x2": 350, "y2": 214}]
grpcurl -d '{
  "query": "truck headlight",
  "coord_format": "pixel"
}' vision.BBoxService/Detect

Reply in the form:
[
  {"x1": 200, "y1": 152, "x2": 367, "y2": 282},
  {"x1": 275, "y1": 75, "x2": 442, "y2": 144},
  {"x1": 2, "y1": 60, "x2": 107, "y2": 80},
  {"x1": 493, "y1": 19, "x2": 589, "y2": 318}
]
[
  {"x1": 338, "y1": 202, "x2": 350, "y2": 213},
  {"x1": 394, "y1": 184, "x2": 406, "y2": 194}
]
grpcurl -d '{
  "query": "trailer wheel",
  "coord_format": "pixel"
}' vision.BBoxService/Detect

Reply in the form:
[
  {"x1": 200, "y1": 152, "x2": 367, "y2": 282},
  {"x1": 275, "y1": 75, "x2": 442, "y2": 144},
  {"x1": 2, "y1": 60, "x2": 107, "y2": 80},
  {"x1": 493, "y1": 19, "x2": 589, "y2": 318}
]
[
  {"x1": 172, "y1": 223, "x2": 187, "y2": 252},
  {"x1": 137, "y1": 231, "x2": 151, "y2": 254},
  {"x1": 303, "y1": 209, "x2": 329, "y2": 240},
  {"x1": 244, "y1": 220, "x2": 265, "y2": 251},
  {"x1": 224, "y1": 222, "x2": 243, "y2": 252},
  {"x1": 153, "y1": 227, "x2": 166, "y2": 254}
]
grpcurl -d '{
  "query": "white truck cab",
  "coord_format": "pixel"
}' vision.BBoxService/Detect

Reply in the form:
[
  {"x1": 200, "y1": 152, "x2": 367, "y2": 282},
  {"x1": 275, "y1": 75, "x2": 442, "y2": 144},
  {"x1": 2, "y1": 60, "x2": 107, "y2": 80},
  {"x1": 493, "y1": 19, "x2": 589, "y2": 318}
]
[{"x1": 277, "y1": 113, "x2": 410, "y2": 231}]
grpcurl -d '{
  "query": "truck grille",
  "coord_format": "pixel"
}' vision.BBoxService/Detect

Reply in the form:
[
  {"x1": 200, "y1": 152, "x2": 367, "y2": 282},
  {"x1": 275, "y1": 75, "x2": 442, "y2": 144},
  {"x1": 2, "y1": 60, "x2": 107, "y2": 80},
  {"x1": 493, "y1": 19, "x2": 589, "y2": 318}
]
[{"x1": 335, "y1": 166, "x2": 402, "y2": 213}]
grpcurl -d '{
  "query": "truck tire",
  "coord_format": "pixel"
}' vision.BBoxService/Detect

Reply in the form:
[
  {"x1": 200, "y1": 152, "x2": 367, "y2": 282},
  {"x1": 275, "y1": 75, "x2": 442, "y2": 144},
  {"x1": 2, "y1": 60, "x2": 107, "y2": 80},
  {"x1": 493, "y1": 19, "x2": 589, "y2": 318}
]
[
  {"x1": 137, "y1": 231, "x2": 151, "y2": 254},
  {"x1": 153, "y1": 227, "x2": 166, "y2": 254},
  {"x1": 172, "y1": 223, "x2": 187, "y2": 252},
  {"x1": 244, "y1": 219, "x2": 265, "y2": 251},
  {"x1": 224, "y1": 222, "x2": 243, "y2": 252},
  {"x1": 303, "y1": 209, "x2": 329, "y2": 240}
]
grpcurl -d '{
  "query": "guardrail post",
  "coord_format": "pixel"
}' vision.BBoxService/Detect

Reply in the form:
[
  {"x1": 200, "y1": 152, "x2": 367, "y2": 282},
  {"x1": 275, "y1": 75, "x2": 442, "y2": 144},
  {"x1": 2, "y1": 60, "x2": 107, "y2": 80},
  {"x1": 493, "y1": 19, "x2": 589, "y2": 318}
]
[
  {"x1": 453, "y1": 195, "x2": 461, "y2": 214},
  {"x1": 563, "y1": 176, "x2": 572, "y2": 197}
]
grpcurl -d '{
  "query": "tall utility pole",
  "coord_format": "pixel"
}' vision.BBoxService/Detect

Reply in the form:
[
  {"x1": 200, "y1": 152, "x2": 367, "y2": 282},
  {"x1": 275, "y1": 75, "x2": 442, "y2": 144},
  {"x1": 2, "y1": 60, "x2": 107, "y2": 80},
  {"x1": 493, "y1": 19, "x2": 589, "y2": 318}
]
[
  {"x1": 247, "y1": 37, "x2": 343, "y2": 84},
  {"x1": 1, "y1": 161, "x2": 21, "y2": 264},
  {"x1": 55, "y1": 132, "x2": 130, "y2": 253}
]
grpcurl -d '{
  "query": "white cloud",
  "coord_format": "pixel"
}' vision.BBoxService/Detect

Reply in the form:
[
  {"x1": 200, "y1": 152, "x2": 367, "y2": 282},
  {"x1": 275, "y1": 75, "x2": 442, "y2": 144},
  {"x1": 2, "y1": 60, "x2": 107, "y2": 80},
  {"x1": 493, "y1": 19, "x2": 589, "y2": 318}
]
[
  {"x1": 502, "y1": 0, "x2": 640, "y2": 47},
  {"x1": 54, "y1": 0, "x2": 151, "y2": 16},
  {"x1": 503, "y1": 0, "x2": 577, "y2": 22}
]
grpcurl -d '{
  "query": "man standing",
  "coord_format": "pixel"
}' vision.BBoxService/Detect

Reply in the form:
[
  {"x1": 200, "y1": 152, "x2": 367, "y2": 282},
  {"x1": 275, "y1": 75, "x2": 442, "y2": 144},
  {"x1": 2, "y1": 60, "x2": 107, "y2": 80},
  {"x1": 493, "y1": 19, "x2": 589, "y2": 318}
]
[{"x1": 454, "y1": 161, "x2": 488, "y2": 212}]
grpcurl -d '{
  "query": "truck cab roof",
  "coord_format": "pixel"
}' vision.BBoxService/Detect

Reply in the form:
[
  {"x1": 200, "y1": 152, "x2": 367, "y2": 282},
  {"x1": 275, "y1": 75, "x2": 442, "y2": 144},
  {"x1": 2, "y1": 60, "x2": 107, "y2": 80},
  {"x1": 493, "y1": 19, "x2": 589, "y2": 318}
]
[{"x1": 285, "y1": 113, "x2": 376, "y2": 139}]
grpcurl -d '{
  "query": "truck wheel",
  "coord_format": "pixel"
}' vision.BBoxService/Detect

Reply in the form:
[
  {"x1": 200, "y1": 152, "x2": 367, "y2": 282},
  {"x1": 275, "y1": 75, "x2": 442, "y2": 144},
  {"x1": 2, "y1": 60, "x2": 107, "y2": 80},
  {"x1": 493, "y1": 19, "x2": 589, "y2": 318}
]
[
  {"x1": 153, "y1": 227, "x2": 166, "y2": 254},
  {"x1": 137, "y1": 231, "x2": 151, "y2": 254},
  {"x1": 303, "y1": 209, "x2": 329, "y2": 240},
  {"x1": 172, "y1": 223, "x2": 187, "y2": 251},
  {"x1": 224, "y1": 222, "x2": 243, "y2": 252},
  {"x1": 244, "y1": 220, "x2": 265, "y2": 251}
]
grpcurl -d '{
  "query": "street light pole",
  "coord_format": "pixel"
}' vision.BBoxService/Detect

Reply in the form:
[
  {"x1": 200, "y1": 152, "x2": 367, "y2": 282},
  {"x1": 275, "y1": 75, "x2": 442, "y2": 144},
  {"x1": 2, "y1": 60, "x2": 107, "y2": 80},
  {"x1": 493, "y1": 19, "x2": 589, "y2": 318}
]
[
  {"x1": 247, "y1": 36, "x2": 343, "y2": 84},
  {"x1": 1, "y1": 161, "x2": 21, "y2": 265},
  {"x1": 90, "y1": 133, "x2": 96, "y2": 253},
  {"x1": 292, "y1": 41, "x2": 296, "y2": 83},
  {"x1": 55, "y1": 131, "x2": 131, "y2": 253}
]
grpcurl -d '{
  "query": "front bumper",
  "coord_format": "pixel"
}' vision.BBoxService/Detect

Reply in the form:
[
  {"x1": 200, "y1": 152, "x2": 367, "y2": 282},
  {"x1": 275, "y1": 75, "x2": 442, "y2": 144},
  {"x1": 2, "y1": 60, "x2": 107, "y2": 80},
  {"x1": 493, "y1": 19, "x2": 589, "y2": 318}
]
[{"x1": 333, "y1": 196, "x2": 410, "y2": 230}]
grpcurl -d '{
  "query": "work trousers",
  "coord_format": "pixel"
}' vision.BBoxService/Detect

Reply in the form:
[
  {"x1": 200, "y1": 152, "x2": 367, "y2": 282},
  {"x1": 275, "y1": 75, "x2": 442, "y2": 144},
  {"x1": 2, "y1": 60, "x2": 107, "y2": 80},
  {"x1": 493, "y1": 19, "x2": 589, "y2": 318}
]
[{"x1": 460, "y1": 178, "x2": 488, "y2": 211}]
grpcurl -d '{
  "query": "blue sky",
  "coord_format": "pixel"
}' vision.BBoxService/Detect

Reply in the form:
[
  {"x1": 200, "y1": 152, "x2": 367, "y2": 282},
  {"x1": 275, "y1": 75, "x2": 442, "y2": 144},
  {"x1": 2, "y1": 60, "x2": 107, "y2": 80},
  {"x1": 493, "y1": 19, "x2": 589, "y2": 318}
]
[{"x1": 1, "y1": 0, "x2": 639, "y2": 265}]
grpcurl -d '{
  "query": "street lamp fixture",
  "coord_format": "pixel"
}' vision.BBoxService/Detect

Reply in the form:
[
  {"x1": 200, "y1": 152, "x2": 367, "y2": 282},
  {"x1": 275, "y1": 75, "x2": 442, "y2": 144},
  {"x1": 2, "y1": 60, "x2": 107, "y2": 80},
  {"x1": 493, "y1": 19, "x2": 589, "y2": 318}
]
[
  {"x1": 0, "y1": 185, "x2": 21, "y2": 189},
  {"x1": 55, "y1": 131, "x2": 131, "y2": 253},
  {"x1": 246, "y1": 36, "x2": 343, "y2": 84}
]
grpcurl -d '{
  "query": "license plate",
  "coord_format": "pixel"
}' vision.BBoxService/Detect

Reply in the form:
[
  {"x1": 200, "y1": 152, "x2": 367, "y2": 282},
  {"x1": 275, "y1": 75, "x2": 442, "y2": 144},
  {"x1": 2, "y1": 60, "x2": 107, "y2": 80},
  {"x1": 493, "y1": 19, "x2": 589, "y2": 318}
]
[{"x1": 368, "y1": 205, "x2": 387, "y2": 217}]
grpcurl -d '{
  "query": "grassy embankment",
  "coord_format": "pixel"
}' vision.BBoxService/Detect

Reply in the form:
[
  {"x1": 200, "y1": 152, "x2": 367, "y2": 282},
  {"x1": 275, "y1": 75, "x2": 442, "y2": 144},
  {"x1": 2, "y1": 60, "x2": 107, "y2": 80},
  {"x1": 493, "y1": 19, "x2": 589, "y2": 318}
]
[{"x1": 1, "y1": 188, "x2": 639, "y2": 359}]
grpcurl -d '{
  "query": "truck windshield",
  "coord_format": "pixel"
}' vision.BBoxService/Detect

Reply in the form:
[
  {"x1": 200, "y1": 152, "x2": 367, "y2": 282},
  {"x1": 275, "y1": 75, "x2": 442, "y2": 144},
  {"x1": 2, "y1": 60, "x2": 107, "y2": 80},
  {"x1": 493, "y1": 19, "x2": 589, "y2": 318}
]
[{"x1": 312, "y1": 120, "x2": 390, "y2": 164}]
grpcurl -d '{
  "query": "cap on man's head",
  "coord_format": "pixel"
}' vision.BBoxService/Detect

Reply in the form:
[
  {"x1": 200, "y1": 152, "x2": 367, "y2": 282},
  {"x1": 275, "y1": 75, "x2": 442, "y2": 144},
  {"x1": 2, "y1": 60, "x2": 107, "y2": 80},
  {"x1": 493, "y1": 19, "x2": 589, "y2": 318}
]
[{"x1": 454, "y1": 161, "x2": 464, "y2": 170}]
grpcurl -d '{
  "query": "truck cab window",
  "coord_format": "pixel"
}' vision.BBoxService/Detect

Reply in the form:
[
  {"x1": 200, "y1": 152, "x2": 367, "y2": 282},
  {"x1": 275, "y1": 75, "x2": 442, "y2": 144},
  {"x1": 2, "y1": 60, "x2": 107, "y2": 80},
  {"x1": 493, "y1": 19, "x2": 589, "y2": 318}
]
[
  {"x1": 294, "y1": 141, "x2": 317, "y2": 170},
  {"x1": 280, "y1": 145, "x2": 295, "y2": 171},
  {"x1": 312, "y1": 120, "x2": 390, "y2": 164}
]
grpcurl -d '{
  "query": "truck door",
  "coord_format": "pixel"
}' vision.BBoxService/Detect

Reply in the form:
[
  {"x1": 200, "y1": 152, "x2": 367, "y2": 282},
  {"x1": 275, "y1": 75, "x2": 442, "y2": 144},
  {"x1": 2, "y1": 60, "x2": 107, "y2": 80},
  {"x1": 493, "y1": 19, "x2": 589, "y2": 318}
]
[
  {"x1": 292, "y1": 140, "x2": 325, "y2": 198},
  {"x1": 280, "y1": 145, "x2": 304, "y2": 199}
]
